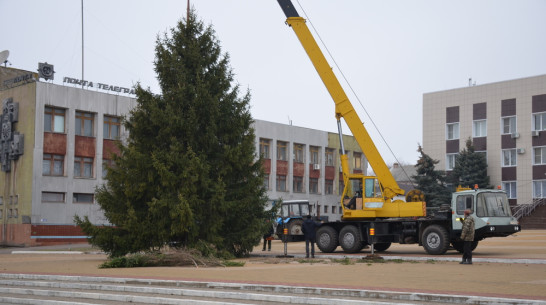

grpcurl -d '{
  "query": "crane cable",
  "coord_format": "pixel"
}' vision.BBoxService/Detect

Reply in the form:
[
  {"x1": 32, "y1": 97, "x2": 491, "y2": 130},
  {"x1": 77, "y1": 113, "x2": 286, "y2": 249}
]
[{"x1": 295, "y1": 0, "x2": 417, "y2": 187}]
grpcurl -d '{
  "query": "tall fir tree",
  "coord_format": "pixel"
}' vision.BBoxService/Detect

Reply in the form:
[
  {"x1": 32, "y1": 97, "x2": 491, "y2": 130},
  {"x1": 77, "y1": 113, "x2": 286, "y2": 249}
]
[
  {"x1": 413, "y1": 145, "x2": 452, "y2": 208},
  {"x1": 75, "y1": 11, "x2": 268, "y2": 257},
  {"x1": 450, "y1": 138, "x2": 491, "y2": 189}
]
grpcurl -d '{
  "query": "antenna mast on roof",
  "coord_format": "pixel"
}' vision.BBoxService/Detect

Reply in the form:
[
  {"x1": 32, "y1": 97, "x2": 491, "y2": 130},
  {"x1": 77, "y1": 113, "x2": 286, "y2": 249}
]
[
  {"x1": 81, "y1": 0, "x2": 84, "y2": 88},
  {"x1": 187, "y1": 0, "x2": 190, "y2": 21}
]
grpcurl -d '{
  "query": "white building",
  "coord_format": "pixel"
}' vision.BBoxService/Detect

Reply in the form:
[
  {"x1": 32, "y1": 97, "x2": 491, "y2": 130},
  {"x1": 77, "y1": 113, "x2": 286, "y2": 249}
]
[
  {"x1": 1, "y1": 66, "x2": 135, "y2": 246},
  {"x1": 254, "y1": 120, "x2": 367, "y2": 221},
  {"x1": 0, "y1": 65, "x2": 366, "y2": 245}
]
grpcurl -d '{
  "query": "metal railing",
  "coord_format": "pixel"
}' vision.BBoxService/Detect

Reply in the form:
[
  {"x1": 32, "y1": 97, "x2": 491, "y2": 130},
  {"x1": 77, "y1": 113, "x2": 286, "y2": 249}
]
[{"x1": 512, "y1": 198, "x2": 546, "y2": 220}]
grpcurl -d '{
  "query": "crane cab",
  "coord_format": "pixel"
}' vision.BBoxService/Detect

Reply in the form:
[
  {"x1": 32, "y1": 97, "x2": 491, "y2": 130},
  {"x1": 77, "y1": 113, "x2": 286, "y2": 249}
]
[{"x1": 342, "y1": 176, "x2": 426, "y2": 219}]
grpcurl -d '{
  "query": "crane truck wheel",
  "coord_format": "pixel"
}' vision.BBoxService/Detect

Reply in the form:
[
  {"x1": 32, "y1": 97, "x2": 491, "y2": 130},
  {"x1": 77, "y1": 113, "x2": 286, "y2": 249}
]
[
  {"x1": 422, "y1": 225, "x2": 449, "y2": 255},
  {"x1": 451, "y1": 241, "x2": 479, "y2": 253},
  {"x1": 372, "y1": 242, "x2": 391, "y2": 252},
  {"x1": 339, "y1": 225, "x2": 364, "y2": 253},
  {"x1": 316, "y1": 226, "x2": 338, "y2": 253}
]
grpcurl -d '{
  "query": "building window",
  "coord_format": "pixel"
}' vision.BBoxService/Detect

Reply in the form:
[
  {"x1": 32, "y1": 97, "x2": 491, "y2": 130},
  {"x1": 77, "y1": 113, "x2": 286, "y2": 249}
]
[
  {"x1": 75, "y1": 111, "x2": 94, "y2": 137},
  {"x1": 293, "y1": 144, "x2": 304, "y2": 163},
  {"x1": 43, "y1": 154, "x2": 64, "y2": 176},
  {"x1": 473, "y1": 120, "x2": 487, "y2": 137},
  {"x1": 73, "y1": 193, "x2": 94, "y2": 204},
  {"x1": 102, "y1": 159, "x2": 115, "y2": 179},
  {"x1": 263, "y1": 174, "x2": 269, "y2": 190},
  {"x1": 259, "y1": 138, "x2": 270, "y2": 159},
  {"x1": 533, "y1": 180, "x2": 546, "y2": 198},
  {"x1": 446, "y1": 122, "x2": 459, "y2": 140},
  {"x1": 74, "y1": 157, "x2": 94, "y2": 178},
  {"x1": 325, "y1": 148, "x2": 334, "y2": 166},
  {"x1": 324, "y1": 205, "x2": 328, "y2": 213},
  {"x1": 353, "y1": 152, "x2": 362, "y2": 170},
  {"x1": 533, "y1": 112, "x2": 546, "y2": 131},
  {"x1": 534, "y1": 147, "x2": 546, "y2": 165},
  {"x1": 446, "y1": 153, "x2": 458, "y2": 170},
  {"x1": 477, "y1": 151, "x2": 487, "y2": 161},
  {"x1": 276, "y1": 174, "x2": 287, "y2": 192},
  {"x1": 293, "y1": 176, "x2": 304, "y2": 193},
  {"x1": 339, "y1": 180, "x2": 345, "y2": 196},
  {"x1": 309, "y1": 178, "x2": 319, "y2": 194},
  {"x1": 103, "y1": 116, "x2": 121, "y2": 139},
  {"x1": 277, "y1": 141, "x2": 288, "y2": 161},
  {"x1": 42, "y1": 192, "x2": 65, "y2": 203},
  {"x1": 502, "y1": 149, "x2": 517, "y2": 167},
  {"x1": 325, "y1": 179, "x2": 333, "y2": 195},
  {"x1": 502, "y1": 181, "x2": 517, "y2": 199},
  {"x1": 44, "y1": 107, "x2": 65, "y2": 133},
  {"x1": 501, "y1": 116, "x2": 516, "y2": 135},
  {"x1": 310, "y1": 146, "x2": 320, "y2": 164}
]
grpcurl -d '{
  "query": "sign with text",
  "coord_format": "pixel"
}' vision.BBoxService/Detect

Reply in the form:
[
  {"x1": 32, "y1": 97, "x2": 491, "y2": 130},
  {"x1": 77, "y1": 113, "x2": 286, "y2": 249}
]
[{"x1": 63, "y1": 77, "x2": 135, "y2": 95}]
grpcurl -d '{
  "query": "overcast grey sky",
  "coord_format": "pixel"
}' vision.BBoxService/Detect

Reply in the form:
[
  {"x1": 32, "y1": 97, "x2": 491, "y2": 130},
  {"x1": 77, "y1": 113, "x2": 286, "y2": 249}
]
[{"x1": 2, "y1": 0, "x2": 545, "y2": 165}]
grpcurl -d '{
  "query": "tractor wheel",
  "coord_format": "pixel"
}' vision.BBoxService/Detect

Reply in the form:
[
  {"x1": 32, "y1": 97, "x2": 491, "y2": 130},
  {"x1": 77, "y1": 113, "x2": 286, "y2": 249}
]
[
  {"x1": 422, "y1": 225, "x2": 449, "y2": 255},
  {"x1": 339, "y1": 225, "x2": 364, "y2": 253},
  {"x1": 288, "y1": 219, "x2": 303, "y2": 236},
  {"x1": 316, "y1": 226, "x2": 338, "y2": 253}
]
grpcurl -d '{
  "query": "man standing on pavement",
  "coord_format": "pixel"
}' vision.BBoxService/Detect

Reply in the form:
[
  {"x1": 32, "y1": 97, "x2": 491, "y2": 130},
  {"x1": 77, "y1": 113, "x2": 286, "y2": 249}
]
[
  {"x1": 460, "y1": 209, "x2": 475, "y2": 264},
  {"x1": 301, "y1": 215, "x2": 321, "y2": 258}
]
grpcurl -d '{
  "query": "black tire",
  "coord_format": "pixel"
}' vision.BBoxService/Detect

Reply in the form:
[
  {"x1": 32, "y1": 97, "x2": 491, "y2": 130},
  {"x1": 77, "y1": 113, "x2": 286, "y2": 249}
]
[
  {"x1": 422, "y1": 225, "x2": 449, "y2": 255},
  {"x1": 452, "y1": 241, "x2": 464, "y2": 253},
  {"x1": 452, "y1": 241, "x2": 479, "y2": 253},
  {"x1": 316, "y1": 226, "x2": 338, "y2": 253},
  {"x1": 287, "y1": 219, "x2": 303, "y2": 236},
  {"x1": 373, "y1": 242, "x2": 391, "y2": 252},
  {"x1": 339, "y1": 225, "x2": 364, "y2": 253},
  {"x1": 359, "y1": 242, "x2": 369, "y2": 251}
]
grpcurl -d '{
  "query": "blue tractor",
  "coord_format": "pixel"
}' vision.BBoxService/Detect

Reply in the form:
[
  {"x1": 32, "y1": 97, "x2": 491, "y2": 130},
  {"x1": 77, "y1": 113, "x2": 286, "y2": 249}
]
[{"x1": 276, "y1": 200, "x2": 309, "y2": 241}]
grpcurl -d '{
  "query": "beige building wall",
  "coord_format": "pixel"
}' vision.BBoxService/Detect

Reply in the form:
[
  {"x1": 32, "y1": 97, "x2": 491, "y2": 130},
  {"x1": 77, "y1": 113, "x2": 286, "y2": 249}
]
[
  {"x1": 423, "y1": 74, "x2": 546, "y2": 206},
  {"x1": 0, "y1": 80, "x2": 37, "y2": 245}
]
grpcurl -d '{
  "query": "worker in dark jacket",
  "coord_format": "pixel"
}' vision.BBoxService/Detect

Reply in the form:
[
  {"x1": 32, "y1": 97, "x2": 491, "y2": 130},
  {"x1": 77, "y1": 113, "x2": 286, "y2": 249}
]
[
  {"x1": 262, "y1": 220, "x2": 275, "y2": 251},
  {"x1": 301, "y1": 215, "x2": 322, "y2": 258},
  {"x1": 460, "y1": 209, "x2": 475, "y2": 264}
]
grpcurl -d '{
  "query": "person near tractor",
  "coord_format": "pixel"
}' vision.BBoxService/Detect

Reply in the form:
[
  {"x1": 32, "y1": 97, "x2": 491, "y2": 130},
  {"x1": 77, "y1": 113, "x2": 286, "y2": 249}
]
[
  {"x1": 459, "y1": 209, "x2": 475, "y2": 264},
  {"x1": 262, "y1": 220, "x2": 275, "y2": 251},
  {"x1": 302, "y1": 215, "x2": 322, "y2": 258}
]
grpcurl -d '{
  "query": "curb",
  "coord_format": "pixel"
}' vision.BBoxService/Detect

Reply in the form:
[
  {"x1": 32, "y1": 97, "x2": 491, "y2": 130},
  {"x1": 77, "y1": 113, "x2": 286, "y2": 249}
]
[
  {"x1": 251, "y1": 252, "x2": 546, "y2": 264},
  {"x1": 0, "y1": 273, "x2": 544, "y2": 305}
]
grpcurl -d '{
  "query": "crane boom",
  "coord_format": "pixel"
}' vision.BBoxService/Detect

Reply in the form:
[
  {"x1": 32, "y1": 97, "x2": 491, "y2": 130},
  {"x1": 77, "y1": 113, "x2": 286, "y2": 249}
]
[{"x1": 277, "y1": 0, "x2": 403, "y2": 199}]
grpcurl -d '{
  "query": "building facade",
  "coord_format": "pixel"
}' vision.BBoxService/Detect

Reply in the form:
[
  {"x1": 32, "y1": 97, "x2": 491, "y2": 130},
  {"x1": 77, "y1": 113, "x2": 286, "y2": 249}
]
[
  {"x1": 1, "y1": 66, "x2": 135, "y2": 246},
  {"x1": 254, "y1": 120, "x2": 367, "y2": 221},
  {"x1": 423, "y1": 74, "x2": 546, "y2": 206},
  {"x1": 0, "y1": 66, "x2": 366, "y2": 246}
]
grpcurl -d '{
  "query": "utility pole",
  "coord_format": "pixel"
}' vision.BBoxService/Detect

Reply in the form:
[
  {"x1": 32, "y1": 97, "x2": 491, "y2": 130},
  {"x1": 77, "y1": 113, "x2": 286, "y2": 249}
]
[{"x1": 81, "y1": 0, "x2": 84, "y2": 88}]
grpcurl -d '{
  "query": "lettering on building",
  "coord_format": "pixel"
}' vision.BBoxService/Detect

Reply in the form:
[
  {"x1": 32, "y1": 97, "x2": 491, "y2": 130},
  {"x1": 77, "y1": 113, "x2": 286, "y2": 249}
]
[
  {"x1": 2, "y1": 73, "x2": 35, "y2": 89},
  {"x1": 63, "y1": 77, "x2": 135, "y2": 95}
]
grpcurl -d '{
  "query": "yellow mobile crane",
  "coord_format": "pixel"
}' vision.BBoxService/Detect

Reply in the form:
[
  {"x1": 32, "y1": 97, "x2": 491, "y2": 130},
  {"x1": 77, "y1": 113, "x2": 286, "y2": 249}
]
[
  {"x1": 276, "y1": 0, "x2": 520, "y2": 255},
  {"x1": 277, "y1": 0, "x2": 426, "y2": 220}
]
